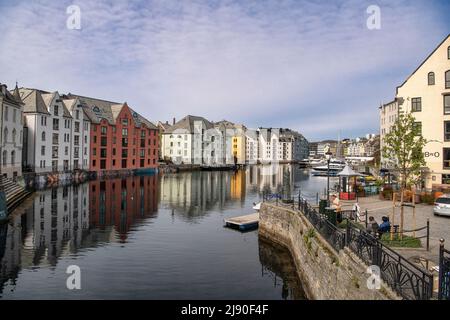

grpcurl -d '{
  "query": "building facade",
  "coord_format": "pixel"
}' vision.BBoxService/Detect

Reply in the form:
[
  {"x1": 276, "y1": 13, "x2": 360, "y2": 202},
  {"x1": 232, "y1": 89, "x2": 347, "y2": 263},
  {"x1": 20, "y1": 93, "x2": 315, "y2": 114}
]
[
  {"x1": 69, "y1": 95, "x2": 159, "y2": 173},
  {"x1": 384, "y1": 34, "x2": 450, "y2": 188},
  {"x1": 0, "y1": 84, "x2": 24, "y2": 179}
]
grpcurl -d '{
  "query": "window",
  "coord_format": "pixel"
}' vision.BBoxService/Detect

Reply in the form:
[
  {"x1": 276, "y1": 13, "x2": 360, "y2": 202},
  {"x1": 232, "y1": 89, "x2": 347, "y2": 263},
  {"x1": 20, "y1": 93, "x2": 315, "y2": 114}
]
[
  {"x1": 3, "y1": 128, "x2": 7, "y2": 143},
  {"x1": 52, "y1": 160, "x2": 58, "y2": 171},
  {"x1": 101, "y1": 126, "x2": 107, "y2": 135},
  {"x1": 444, "y1": 148, "x2": 450, "y2": 169},
  {"x1": 65, "y1": 146, "x2": 68, "y2": 156},
  {"x1": 448, "y1": 46, "x2": 450, "y2": 59},
  {"x1": 52, "y1": 146, "x2": 58, "y2": 158},
  {"x1": 101, "y1": 136, "x2": 107, "y2": 146},
  {"x1": 12, "y1": 129, "x2": 16, "y2": 144},
  {"x1": 11, "y1": 151, "x2": 15, "y2": 165},
  {"x1": 445, "y1": 95, "x2": 450, "y2": 115},
  {"x1": 2, "y1": 151, "x2": 6, "y2": 165},
  {"x1": 122, "y1": 149, "x2": 128, "y2": 158},
  {"x1": 121, "y1": 159, "x2": 127, "y2": 168},
  {"x1": 52, "y1": 133, "x2": 59, "y2": 145},
  {"x1": 446, "y1": 70, "x2": 450, "y2": 89},
  {"x1": 428, "y1": 72, "x2": 435, "y2": 85},
  {"x1": 41, "y1": 146, "x2": 45, "y2": 156},
  {"x1": 411, "y1": 97, "x2": 422, "y2": 112},
  {"x1": 100, "y1": 160, "x2": 106, "y2": 169},
  {"x1": 13, "y1": 109, "x2": 16, "y2": 122},
  {"x1": 122, "y1": 138, "x2": 128, "y2": 147},
  {"x1": 122, "y1": 128, "x2": 128, "y2": 136},
  {"x1": 4, "y1": 106, "x2": 8, "y2": 121},
  {"x1": 100, "y1": 149, "x2": 107, "y2": 158},
  {"x1": 53, "y1": 118, "x2": 59, "y2": 130},
  {"x1": 76, "y1": 110, "x2": 80, "y2": 119},
  {"x1": 74, "y1": 135, "x2": 80, "y2": 146},
  {"x1": 413, "y1": 122, "x2": 422, "y2": 135},
  {"x1": 122, "y1": 118, "x2": 128, "y2": 126},
  {"x1": 75, "y1": 122, "x2": 80, "y2": 132},
  {"x1": 140, "y1": 149, "x2": 145, "y2": 157}
]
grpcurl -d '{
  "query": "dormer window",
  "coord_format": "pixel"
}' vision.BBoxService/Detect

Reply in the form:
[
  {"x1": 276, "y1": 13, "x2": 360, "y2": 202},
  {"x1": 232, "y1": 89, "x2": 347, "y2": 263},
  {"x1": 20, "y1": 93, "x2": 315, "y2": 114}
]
[
  {"x1": 54, "y1": 105, "x2": 59, "y2": 116},
  {"x1": 428, "y1": 72, "x2": 435, "y2": 85}
]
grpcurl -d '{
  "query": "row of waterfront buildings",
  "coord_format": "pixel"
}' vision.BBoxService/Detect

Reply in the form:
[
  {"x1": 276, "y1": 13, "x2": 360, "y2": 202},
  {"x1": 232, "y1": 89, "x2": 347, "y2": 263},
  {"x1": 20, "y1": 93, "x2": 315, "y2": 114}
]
[
  {"x1": 158, "y1": 116, "x2": 309, "y2": 166},
  {"x1": 0, "y1": 85, "x2": 309, "y2": 181},
  {"x1": 379, "y1": 34, "x2": 450, "y2": 190},
  {"x1": 309, "y1": 134, "x2": 379, "y2": 159}
]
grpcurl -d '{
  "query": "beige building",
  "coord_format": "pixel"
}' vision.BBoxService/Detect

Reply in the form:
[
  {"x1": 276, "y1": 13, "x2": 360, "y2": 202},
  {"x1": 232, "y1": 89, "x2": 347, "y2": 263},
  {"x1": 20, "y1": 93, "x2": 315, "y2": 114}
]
[{"x1": 385, "y1": 34, "x2": 450, "y2": 189}]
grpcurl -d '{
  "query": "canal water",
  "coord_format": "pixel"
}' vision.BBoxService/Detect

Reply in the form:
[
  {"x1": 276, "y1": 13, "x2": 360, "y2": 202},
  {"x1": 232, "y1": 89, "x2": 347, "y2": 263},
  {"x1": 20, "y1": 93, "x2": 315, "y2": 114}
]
[{"x1": 0, "y1": 164, "x2": 331, "y2": 299}]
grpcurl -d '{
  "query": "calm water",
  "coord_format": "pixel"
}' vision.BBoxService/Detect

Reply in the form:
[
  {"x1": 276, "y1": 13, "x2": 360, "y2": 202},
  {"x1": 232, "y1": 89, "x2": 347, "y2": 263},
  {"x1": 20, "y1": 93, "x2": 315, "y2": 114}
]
[{"x1": 0, "y1": 164, "x2": 331, "y2": 299}]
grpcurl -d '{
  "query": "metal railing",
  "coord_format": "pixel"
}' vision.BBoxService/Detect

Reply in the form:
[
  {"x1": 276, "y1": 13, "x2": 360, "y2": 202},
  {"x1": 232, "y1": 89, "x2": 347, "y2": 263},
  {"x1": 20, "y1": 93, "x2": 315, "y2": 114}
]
[
  {"x1": 264, "y1": 193, "x2": 435, "y2": 300},
  {"x1": 439, "y1": 239, "x2": 450, "y2": 300},
  {"x1": 346, "y1": 223, "x2": 433, "y2": 300}
]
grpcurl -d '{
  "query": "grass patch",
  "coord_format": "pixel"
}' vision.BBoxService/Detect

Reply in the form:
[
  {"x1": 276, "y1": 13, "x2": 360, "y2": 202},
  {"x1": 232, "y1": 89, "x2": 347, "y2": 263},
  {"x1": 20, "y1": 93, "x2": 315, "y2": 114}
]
[
  {"x1": 337, "y1": 219, "x2": 365, "y2": 230},
  {"x1": 380, "y1": 233, "x2": 422, "y2": 248}
]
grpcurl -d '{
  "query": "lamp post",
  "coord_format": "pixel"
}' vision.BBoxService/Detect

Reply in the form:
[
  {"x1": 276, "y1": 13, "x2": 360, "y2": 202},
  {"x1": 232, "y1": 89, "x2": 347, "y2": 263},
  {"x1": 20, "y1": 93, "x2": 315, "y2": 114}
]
[{"x1": 325, "y1": 150, "x2": 332, "y2": 206}]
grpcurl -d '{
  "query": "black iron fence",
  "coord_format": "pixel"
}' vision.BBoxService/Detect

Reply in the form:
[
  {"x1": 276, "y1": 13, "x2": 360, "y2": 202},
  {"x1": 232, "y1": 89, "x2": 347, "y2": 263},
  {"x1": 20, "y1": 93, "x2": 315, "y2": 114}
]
[
  {"x1": 263, "y1": 193, "x2": 434, "y2": 300},
  {"x1": 439, "y1": 240, "x2": 450, "y2": 300}
]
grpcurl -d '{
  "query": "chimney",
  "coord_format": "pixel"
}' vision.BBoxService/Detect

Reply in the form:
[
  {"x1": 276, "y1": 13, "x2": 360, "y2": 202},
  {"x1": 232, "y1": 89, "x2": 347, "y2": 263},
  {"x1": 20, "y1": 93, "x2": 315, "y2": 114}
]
[{"x1": 173, "y1": 117, "x2": 176, "y2": 125}]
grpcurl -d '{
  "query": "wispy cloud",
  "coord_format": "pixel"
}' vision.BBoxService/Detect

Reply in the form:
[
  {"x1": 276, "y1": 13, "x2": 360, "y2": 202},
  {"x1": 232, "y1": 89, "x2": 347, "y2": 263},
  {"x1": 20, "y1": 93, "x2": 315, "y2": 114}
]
[{"x1": 0, "y1": 0, "x2": 448, "y2": 140}]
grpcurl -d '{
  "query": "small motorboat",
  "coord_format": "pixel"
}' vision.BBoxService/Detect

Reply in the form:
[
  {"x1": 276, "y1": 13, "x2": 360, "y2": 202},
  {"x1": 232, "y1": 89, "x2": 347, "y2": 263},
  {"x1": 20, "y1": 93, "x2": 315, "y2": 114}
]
[{"x1": 252, "y1": 202, "x2": 261, "y2": 211}]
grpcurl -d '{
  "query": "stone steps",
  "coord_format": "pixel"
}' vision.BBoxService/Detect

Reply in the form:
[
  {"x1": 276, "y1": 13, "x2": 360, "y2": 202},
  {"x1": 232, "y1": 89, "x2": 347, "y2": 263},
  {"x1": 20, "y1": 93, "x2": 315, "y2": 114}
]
[{"x1": 0, "y1": 176, "x2": 33, "y2": 213}]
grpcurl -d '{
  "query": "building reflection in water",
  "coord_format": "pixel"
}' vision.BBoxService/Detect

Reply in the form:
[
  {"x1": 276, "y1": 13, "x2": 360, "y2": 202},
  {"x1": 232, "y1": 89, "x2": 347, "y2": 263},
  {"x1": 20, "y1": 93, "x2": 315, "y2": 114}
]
[
  {"x1": 258, "y1": 237, "x2": 307, "y2": 300},
  {"x1": 89, "y1": 175, "x2": 158, "y2": 242},
  {"x1": 0, "y1": 175, "x2": 159, "y2": 294},
  {"x1": 0, "y1": 166, "x2": 309, "y2": 298}
]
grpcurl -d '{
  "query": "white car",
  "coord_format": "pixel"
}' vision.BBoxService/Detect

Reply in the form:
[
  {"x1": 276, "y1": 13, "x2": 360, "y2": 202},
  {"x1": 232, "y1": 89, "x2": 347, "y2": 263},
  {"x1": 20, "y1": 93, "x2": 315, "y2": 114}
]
[{"x1": 434, "y1": 195, "x2": 450, "y2": 217}]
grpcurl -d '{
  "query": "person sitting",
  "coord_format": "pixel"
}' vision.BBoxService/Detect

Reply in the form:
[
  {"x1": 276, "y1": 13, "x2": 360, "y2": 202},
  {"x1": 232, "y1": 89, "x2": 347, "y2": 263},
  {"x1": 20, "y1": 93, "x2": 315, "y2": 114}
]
[
  {"x1": 377, "y1": 216, "x2": 391, "y2": 236},
  {"x1": 366, "y1": 216, "x2": 379, "y2": 235}
]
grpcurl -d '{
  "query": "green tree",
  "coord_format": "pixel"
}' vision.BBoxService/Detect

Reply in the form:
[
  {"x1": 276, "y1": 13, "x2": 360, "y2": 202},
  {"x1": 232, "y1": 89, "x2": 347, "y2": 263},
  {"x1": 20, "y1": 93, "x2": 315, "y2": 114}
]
[{"x1": 382, "y1": 112, "x2": 427, "y2": 239}]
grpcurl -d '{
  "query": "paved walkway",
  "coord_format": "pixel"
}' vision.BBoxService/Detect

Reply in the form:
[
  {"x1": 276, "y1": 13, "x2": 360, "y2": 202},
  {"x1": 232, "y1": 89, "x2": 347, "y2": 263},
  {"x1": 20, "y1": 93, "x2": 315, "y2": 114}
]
[{"x1": 340, "y1": 195, "x2": 450, "y2": 266}]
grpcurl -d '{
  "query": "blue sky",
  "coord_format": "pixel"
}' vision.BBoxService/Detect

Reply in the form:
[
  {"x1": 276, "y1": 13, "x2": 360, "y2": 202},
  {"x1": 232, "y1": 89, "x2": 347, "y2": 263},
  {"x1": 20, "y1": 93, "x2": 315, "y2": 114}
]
[{"x1": 0, "y1": 0, "x2": 449, "y2": 141}]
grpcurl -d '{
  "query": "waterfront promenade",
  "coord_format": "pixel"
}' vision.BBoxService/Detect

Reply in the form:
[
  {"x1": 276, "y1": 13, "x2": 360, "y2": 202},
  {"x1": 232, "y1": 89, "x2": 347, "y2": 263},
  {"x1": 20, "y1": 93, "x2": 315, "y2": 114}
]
[{"x1": 341, "y1": 196, "x2": 450, "y2": 265}]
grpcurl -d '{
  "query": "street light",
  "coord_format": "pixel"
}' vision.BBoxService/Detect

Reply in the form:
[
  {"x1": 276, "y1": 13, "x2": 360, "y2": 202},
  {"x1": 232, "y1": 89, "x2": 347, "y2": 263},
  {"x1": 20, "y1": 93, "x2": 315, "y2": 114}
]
[{"x1": 325, "y1": 150, "x2": 333, "y2": 206}]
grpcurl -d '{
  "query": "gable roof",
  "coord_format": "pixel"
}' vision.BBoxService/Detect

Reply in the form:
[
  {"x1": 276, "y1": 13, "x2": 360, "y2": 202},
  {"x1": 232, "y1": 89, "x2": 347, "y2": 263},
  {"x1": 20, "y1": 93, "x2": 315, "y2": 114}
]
[
  {"x1": 396, "y1": 33, "x2": 450, "y2": 93},
  {"x1": 41, "y1": 92, "x2": 72, "y2": 118},
  {"x1": 18, "y1": 88, "x2": 51, "y2": 114},
  {"x1": 1, "y1": 83, "x2": 23, "y2": 106},
  {"x1": 67, "y1": 93, "x2": 157, "y2": 129},
  {"x1": 164, "y1": 115, "x2": 213, "y2": 134}
]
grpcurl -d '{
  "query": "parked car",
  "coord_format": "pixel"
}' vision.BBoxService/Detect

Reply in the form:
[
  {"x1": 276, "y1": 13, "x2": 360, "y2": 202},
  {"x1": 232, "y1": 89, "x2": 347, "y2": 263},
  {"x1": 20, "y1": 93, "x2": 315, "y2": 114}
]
[{"x1": 434, "y1": 195, "x2": 450, "y2": 217}]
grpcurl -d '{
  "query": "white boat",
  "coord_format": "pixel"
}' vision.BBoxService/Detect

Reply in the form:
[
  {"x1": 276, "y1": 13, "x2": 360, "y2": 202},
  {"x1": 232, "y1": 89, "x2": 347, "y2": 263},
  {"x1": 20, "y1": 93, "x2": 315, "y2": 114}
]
[
  {"x1": 312, "y1": 159, "x2": 346, "y2": 176},
  {"x1": 252, "y1": 202, "x2": 261, "y2": 211}
]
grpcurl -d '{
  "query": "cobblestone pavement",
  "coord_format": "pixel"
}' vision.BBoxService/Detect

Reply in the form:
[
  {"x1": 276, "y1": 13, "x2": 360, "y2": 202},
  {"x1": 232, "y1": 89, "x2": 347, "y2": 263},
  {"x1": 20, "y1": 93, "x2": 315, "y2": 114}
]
[{"x1": 340, "y1": 195, "x2": 450, "y2": 266}]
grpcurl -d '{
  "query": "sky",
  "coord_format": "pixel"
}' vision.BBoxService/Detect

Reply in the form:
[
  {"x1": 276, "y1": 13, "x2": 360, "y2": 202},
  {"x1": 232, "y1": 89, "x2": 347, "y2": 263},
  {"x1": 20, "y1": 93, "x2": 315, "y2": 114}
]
[{"x1": 0, "y1": 0, "x2": 449, "y2": 141}]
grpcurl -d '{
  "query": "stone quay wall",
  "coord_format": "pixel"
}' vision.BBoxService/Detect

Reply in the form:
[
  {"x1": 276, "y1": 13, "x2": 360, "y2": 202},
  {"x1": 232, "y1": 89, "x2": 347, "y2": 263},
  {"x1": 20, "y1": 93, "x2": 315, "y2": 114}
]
[{"x1": 259, "y1": 202, "x2": 401, "y2": 300}]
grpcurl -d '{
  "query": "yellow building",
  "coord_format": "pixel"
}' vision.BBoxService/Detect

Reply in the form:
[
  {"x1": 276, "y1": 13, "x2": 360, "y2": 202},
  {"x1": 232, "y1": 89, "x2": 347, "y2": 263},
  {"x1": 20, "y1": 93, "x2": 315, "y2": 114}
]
[
  {"x1": 232, "y1": 135, "x2": 246, "y2": 165},
  {"x1": 390, "y1": 34, "x2": 450, "y2": 189}
]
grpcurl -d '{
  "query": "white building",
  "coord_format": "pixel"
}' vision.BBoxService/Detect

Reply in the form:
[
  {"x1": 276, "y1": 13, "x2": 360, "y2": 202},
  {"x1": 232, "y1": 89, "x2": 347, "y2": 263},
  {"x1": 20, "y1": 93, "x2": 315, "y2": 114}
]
[
  {"x1": 162, "y1": 115, "x2": 225, "y2": 166},
  {"x1": 62, "y1": 97, "x2": 91, "y2": 170},
  {"x1": 19, "y1": 88, "x2": 90, "y2": 173},
  {"x1": 245, "y1": 129, "x2": 259, "y2": 164},
  {"x1": 0, "y1": 83, "x2": 24, "y2": 179}
]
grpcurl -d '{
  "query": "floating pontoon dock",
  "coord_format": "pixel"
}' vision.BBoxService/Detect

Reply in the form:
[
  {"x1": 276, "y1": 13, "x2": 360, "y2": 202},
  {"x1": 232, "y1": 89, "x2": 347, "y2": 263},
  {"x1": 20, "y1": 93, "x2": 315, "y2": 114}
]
[{"x1": 224, "y1": 213, "x2": 259, "y2": 231}]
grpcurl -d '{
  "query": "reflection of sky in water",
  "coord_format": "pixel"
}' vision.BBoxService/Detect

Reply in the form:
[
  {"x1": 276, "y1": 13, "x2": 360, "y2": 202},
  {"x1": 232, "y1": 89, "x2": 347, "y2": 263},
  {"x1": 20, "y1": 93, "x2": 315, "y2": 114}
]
[{"x1": 0, "y1": 165, "x2": 326, "y2": 299}]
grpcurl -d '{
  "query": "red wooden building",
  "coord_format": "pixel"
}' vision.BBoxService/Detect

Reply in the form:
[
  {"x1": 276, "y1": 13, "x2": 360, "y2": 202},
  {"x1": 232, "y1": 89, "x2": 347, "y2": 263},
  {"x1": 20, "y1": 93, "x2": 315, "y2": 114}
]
[{"x1": 68, "y1": 94, "x2": 159, "y2": 173}]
